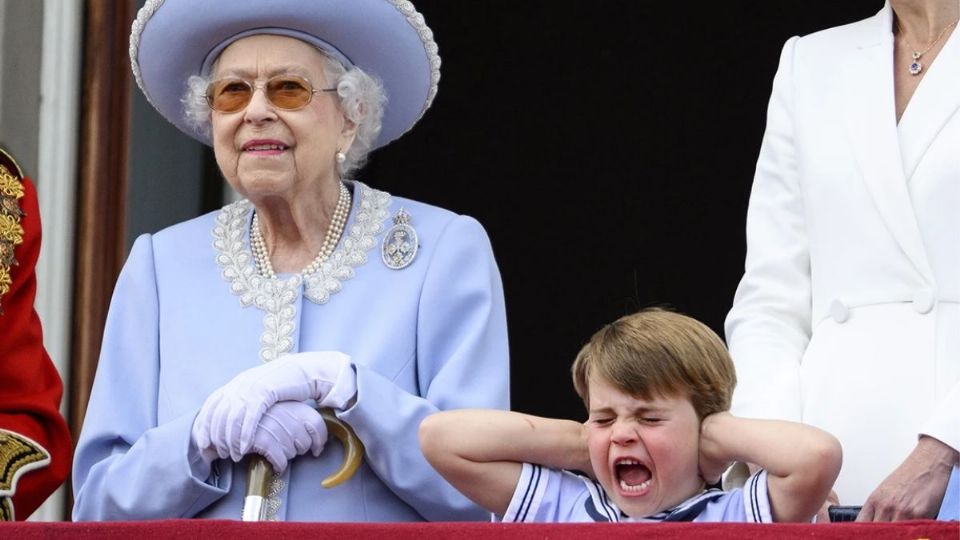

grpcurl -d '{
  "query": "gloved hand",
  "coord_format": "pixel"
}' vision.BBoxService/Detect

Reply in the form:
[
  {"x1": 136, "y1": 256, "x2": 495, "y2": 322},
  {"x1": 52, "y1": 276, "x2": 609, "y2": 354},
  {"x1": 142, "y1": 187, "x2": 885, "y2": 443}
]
[
  {"x1": 248, "y1": 400, "x2": 328, "y2": 472},
  {"x1": 193, "y1": 351, "x2": 356, "y2": 461}
]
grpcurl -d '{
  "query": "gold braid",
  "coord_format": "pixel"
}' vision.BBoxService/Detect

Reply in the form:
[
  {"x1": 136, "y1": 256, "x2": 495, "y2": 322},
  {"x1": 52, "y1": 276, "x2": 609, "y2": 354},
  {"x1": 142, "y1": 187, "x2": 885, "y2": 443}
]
[
  {"x1": 0, "y1": 429, "x2": 50, "y2": 521},
  {"x1": 0, "y1": 162, "x2": 25, "y2": 313}
]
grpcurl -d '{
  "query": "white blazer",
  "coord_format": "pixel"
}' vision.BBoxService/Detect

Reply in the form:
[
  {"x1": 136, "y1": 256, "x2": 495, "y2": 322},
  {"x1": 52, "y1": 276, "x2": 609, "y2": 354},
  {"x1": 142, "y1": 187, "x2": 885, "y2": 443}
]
[{"x1": 726, "y1": 3, "x2": 959, "y2": 505}]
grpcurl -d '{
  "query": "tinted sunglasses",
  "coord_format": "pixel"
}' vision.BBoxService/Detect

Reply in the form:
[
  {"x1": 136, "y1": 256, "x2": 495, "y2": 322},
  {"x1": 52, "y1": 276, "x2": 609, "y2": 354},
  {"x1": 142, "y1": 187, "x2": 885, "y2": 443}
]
[{"x1": 205, "y1": 75, "x2": 336, "y2": 113}]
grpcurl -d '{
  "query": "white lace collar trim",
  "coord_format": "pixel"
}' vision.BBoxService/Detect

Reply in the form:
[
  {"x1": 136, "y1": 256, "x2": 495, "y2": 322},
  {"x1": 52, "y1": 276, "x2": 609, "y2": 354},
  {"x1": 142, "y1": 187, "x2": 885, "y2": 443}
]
[{"x1": 212, "y1": 181, "x2": 391, "y2": 361}]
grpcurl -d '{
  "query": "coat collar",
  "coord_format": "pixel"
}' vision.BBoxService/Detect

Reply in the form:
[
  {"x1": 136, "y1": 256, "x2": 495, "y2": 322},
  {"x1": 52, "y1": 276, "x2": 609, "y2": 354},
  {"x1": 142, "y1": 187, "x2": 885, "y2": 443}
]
[
  {"x1": 897, "y1": 12, "x2": 960, "y2": 181},
  {"x1": 211, "y1": 182, "x2": 392, "y2": 362},
  {"x1": 837, "y1": 2, "x2": 938, "y2": 282}
]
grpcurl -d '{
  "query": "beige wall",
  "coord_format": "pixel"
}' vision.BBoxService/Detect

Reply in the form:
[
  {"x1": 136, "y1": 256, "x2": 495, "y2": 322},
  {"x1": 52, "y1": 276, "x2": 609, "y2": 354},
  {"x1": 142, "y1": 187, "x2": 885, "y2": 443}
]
[{"x1": 0, "y1": 0, "x2": 43, "y2": 176}]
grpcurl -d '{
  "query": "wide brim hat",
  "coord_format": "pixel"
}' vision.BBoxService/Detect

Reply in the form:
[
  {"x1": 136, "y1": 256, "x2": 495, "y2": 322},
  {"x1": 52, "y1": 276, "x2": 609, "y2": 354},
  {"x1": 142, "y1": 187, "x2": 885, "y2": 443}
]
[{"x1": 130, "y1": 0, "x2": 440, "y2": 150}]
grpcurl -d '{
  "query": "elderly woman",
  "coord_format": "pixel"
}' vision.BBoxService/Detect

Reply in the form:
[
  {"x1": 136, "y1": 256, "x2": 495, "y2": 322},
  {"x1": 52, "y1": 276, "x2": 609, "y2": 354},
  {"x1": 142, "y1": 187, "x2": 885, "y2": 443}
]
[
  {"x1": 725, "y1": 0, "x2": 958, "y2": 522},
  {"x1": 72, "y1": 0, "x2": 509, "y2": 521}
]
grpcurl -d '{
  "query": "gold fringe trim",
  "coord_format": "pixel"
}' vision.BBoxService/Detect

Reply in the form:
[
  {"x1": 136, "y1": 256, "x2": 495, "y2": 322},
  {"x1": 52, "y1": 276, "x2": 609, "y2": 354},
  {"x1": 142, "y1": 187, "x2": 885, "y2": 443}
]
[
  {"x1": 0, "y1": 163, "x2": 24, "y2": 312},
  {"x1": 0, "y1": 496, "x2": 13, "y2": 521}
]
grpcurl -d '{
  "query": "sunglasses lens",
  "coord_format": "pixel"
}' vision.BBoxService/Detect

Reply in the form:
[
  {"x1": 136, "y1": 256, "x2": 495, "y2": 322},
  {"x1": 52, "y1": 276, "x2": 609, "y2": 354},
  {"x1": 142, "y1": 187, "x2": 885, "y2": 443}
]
[
  {"x1": 208, "y1": 79, "x2": 252, "y2": 112},
  {"x1": 266, "y1": 77, "x2": 313, "y2": 109},
  {"x1": 206, "y1": 76, "x2": 317, "y2": 112}
]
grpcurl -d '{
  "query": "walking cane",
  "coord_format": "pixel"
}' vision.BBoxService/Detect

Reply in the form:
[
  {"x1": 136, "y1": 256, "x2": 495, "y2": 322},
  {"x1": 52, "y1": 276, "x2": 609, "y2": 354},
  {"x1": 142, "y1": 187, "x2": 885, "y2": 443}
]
[{"x1": 242, "y1": 408, "x2": 365, "y2": 521}]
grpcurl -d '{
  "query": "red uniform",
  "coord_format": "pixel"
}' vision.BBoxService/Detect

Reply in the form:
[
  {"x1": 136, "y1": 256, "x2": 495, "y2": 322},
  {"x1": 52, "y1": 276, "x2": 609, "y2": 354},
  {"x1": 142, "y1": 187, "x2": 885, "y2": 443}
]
[{"x1": 0, "y1": 149, "x2": 71, "y2": 520}]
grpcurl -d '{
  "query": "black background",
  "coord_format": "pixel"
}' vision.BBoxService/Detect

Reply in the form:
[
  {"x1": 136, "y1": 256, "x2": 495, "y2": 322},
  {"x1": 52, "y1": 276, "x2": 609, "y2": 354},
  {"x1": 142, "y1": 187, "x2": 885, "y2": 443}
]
[
  {"x1": 354, "y1": 1, "x2": 883, "y2": 421},
  {"x1": 180, "y1": 1, "x2": 882, "y2": 421}
]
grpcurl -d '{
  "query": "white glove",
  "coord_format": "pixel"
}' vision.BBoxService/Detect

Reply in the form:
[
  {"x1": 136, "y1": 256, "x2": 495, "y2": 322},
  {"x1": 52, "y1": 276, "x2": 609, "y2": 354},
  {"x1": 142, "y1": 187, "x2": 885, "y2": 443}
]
[
  {"x1": 193, "y1": 351, "x2": 356, "y2": 461},
  {"x1": 248, "y1": 401, "x2": 328, "y2": 472}
]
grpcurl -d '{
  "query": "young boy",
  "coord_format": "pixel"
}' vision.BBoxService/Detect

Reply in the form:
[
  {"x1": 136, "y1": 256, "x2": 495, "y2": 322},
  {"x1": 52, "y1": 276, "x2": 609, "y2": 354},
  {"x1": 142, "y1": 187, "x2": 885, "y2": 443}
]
[{"x1": 419, "y1": 308, "x2": 841, "y2": 523}]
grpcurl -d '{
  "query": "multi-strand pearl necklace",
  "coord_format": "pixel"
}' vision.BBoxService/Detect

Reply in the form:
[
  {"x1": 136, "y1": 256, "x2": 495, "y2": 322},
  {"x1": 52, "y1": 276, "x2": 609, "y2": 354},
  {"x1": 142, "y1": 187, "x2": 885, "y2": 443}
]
[{"x1": 250, "y1": 181, "x2": 351, "y2": 279}]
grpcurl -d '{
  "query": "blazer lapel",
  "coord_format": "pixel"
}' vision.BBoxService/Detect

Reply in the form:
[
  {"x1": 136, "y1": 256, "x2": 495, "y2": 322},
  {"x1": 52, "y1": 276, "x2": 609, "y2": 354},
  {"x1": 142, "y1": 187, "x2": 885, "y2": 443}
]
[
  {"x1": 897, "y1": 24, "x2": 960, "y2": 182},
  {"x1": 838, "y1": 5, "x2": 935, "y2": 281}
]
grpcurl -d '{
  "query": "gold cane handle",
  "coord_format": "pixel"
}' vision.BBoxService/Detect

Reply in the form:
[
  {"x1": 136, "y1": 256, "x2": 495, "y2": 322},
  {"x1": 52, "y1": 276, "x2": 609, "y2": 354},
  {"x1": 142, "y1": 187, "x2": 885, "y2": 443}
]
[
  {"x1": 243, "y1": 408, "x2": 365, "y2": 519},
  {"x1": 319, "y1": 408, "x2": 364, "y2": 488}
]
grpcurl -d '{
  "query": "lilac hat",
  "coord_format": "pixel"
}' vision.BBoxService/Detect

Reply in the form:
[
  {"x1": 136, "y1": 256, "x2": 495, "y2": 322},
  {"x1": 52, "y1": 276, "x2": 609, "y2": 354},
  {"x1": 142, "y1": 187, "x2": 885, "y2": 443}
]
[{"x1": 129, "y1": 0, "x2": 440, "y2": 149}]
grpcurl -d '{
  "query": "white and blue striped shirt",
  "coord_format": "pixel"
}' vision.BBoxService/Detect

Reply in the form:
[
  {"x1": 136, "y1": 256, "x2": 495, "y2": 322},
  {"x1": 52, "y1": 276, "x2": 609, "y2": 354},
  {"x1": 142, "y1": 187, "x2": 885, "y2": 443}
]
[{"x1": 500, "y1": 463, "x2": 772, "y2": 523}]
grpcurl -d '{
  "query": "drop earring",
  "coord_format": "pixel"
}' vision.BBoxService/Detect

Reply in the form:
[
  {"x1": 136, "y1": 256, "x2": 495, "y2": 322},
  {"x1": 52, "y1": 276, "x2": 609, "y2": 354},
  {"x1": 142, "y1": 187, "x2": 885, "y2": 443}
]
[{"x1": 335, "y1": 151, "x2": 346, "y2": 164}]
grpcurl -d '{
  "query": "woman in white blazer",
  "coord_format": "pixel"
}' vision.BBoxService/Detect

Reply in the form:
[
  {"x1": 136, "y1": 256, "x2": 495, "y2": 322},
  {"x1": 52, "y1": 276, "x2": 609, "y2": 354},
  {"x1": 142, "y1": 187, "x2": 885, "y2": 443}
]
[{"x1": 725, "y1": 0, "x2": 959, "y2": 521}]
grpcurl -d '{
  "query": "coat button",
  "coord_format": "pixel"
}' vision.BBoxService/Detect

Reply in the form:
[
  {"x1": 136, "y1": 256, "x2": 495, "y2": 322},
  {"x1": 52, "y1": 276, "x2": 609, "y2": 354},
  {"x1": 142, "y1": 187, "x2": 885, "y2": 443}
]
[
  {"x1": 830, "y1": 299, "x2": 850, "y2": 323},
  {"x1": 912, "y1": 289, "x2": 935, "y2": 314}
]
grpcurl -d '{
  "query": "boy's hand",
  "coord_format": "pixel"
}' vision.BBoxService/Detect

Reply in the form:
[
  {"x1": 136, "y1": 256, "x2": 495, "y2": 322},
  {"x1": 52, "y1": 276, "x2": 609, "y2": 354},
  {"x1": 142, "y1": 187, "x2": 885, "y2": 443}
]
[
  {"x1": 697, "y1": 412, "x2": 841, "y2": 522},
  {"x1": 420, "y1": 410, "x2": 593, "y2": 515},
  {"x1": 698, "y1": 412, "x2": 735, "y2": 485},
  {"x1": 575, "y1": 422, "x2": 595, "y2": 479}
]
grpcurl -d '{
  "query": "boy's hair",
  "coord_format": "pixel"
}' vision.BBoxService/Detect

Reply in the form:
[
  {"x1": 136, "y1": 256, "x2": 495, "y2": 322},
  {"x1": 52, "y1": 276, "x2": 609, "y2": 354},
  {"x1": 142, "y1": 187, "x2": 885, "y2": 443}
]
[{"x1": 571, "y1": 308, "x2": 736, "y2": 419}]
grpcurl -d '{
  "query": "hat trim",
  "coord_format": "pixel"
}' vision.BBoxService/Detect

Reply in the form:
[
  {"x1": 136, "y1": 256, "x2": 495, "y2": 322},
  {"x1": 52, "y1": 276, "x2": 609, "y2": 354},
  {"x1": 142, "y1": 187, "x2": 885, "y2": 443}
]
[
  {"x1": 129, "y1": 0, "x2": 165, "y2": 111},
  {"x1": 129, "y1": 0, "x2": 441, "y2": 149},
  {"x1": 386, "y1": 0, "x2": 441, "y2": 111}
]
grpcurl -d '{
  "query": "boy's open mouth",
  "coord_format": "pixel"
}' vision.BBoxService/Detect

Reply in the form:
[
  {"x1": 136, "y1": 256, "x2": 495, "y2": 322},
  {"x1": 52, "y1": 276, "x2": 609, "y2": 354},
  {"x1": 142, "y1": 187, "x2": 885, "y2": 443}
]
[{"x1": 615, "y1": 458, "x2": 652, "y2": 493}]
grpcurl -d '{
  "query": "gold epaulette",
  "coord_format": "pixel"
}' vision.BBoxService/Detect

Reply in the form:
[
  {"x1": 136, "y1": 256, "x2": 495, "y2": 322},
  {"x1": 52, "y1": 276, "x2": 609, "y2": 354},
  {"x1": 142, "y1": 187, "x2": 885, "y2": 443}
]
[
  {"x1": 0, "y1": 148, "x2": 25, "y2": 313},
  {"x1": 0, "y1": 496, "x2": 12, "y2": 521},
  {"x1": 0, "y1": 429, "x2": 51, "y2": 521}
]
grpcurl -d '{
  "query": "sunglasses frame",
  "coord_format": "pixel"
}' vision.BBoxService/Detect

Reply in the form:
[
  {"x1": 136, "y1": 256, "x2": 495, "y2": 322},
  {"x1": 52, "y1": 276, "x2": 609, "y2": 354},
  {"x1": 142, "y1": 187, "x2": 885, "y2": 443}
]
[{"x1": 205, "y1": 75, "x2": 337, "y2": 113}]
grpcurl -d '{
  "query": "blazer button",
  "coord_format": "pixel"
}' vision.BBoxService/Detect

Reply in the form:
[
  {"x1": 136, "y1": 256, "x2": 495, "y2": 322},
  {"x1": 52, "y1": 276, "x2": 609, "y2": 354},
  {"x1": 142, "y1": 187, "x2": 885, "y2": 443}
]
[
  {"x1": 830, "y1": 299, "x2": 850, "y2": 323},
  {"x1": 912, "y1": 289, "x2": 935, "y2": 314}
]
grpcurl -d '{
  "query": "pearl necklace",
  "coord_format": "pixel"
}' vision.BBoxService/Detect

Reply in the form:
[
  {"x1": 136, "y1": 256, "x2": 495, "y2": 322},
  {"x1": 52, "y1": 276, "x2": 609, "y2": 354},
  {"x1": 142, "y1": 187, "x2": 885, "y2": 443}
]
[{"x1": 250, "y1": 182, "x2": 351, "y2": 279}]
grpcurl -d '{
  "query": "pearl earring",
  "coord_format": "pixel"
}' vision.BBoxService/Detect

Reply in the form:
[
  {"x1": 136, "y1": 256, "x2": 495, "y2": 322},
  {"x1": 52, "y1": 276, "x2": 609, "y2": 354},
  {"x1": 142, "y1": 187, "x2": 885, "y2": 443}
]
[{"x1": 335, "y1": 151, "x2": 346, "y2": 164}]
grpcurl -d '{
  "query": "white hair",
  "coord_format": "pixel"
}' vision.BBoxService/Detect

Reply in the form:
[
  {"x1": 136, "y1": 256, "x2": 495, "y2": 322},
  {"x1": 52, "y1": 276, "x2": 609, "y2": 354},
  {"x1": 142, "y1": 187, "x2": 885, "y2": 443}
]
[{"x1": 182, "y1": 51, "x2": 386, "y2": 178}]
